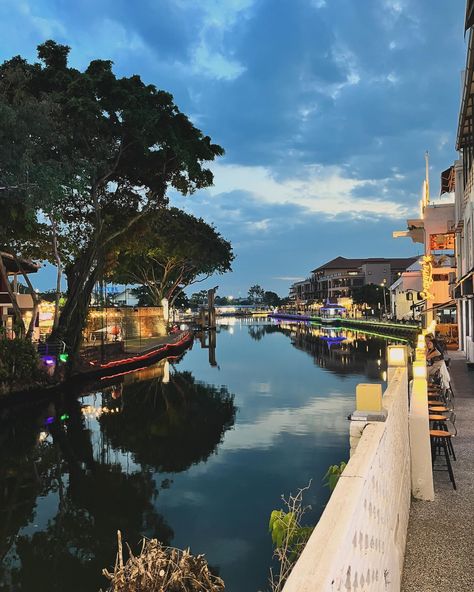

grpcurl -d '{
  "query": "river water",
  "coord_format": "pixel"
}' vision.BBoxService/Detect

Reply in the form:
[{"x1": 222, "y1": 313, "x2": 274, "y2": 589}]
[{"x1": 0, "y1": 319, "x2": 404, "y2": 592}]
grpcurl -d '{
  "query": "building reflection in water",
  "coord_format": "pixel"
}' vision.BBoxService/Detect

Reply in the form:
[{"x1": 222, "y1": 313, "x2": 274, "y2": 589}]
[{"x1": 248, "y1": 319, "x2": 408, "y2": 381}]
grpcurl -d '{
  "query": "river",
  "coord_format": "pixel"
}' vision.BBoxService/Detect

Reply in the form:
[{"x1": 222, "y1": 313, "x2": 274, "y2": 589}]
[{"x1": 0, "y1": 318, "x2": 405, "y2": 592}]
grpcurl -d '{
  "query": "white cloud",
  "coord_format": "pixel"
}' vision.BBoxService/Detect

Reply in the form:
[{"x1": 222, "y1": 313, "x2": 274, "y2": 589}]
[
  {"x1": 182, "y1": 0, "x2": 253, "y2": 80},
  {"x1": 273, "y1": 276, "x2": 305, "y2": 281},
  {"x1": 246, "y1": 218, "x2": 271, "y2": 232},
  {"x1": 18, "y1": 2, "x2": 66, "y2": 37},
  {"x1": 207, "y1": 162, "x2": 411, "y2": 219},
  {"x1": 191, "y1": 43, "x2": 246, "y2": 80}
]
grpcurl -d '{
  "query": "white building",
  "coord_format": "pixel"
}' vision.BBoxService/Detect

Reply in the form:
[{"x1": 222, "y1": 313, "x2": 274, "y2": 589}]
[
  {"x1": 453, "y1": 19, "x2": 474, "y2": 364},
  {"x1": 394, "y1": 179, "x2": 457, "y2": 339},
  {"x1": 389, "y1": 259, "x2": 423, "y2": 321}
]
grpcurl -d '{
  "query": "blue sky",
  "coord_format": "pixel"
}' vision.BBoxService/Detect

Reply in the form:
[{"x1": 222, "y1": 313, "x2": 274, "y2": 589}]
[{"x1": 0, "y1": 0, "x2": 467, "y2": 297}]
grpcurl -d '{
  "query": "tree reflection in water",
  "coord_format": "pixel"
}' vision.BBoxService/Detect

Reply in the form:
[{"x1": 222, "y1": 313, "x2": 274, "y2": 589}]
[
  {"x1": 101, "y1": 369, "x2": 236, "y2": 472},
  {"x1": 0, "y1": 366, "x2": 236, "y2": 592}
]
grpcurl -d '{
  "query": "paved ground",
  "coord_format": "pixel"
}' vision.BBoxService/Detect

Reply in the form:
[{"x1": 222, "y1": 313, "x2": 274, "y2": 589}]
[{"x1": 402, "y1": 351, "x2": 474, "y2": 591}]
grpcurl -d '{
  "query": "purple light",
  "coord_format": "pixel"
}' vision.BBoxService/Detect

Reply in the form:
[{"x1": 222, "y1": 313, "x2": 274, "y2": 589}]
[
  {"x1": 41, "y1": 355, "x2": 56, "y2": 366},
  {"x1": 45, "y1": 416, "x2": 54, "y2": 425}
]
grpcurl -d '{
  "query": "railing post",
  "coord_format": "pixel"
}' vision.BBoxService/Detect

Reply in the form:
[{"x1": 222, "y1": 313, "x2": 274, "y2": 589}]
[
  {"x1": 349, "y1": 383, "x2": 386, "y2": 456},
  {"x1": 409, "y1": 345, "x2": 435, "y2": 501}
]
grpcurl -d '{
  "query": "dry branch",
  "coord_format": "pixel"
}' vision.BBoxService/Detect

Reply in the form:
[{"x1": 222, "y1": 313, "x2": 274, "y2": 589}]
[{"x1": 102, "y1": 531, "x2": 225, "y2": 592}]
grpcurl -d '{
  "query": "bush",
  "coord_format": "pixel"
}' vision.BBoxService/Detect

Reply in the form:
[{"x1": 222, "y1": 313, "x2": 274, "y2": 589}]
[{"x1": 0, "y1": 338, "x2": 45, "y2": 392}]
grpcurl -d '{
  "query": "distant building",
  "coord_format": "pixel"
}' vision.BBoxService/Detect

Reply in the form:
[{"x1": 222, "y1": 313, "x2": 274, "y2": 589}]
[
  {"x1": 289, "y1": 278, "x2": 313, "y2": 306},
  {"x1": 309, "y1": 256, "x2": 418, "y2": 303},
  {"x1": 389, "y1": 259, "x2": 423, "y2": 321},
  {"x1": 289, "y1": 256, "x2": 418, "y2": 306},
  {"x1": 111, "y1": 288, "x2": 139, "y2": 307}
]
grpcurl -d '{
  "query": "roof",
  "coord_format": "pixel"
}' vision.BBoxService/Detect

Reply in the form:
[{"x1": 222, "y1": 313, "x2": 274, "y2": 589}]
[
  {"x1": 1, "y1": 252, "x2": 39, "y2": 274},
  {"x1": 311, "y1": 256, "x2": 419, "y2": 274}
]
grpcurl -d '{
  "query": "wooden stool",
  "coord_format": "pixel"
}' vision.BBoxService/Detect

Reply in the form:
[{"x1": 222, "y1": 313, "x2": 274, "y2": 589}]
[{"x1": 430, "y1": 430, "x2": 456, "y2": 490}]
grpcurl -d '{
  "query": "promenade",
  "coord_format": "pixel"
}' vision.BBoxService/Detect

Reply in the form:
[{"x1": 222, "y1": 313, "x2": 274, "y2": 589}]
[{"x1": 402, "y1": 351, "x2": 474, "y2": 591}]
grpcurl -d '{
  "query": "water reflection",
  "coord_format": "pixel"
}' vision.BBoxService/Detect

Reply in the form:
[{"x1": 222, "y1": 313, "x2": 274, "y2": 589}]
[
  {"x1": 1, "y1": 320, "x2": 397, "y2": 592},
  {"x1": 251, "y1": 320, "x2": 406, "y2": 380},
  {"x1": 0, "y1": 363, "x2": 236, "y2": 592},
  {"x1": 101, "y1": 369, "x2": 236, "y2": 472}
]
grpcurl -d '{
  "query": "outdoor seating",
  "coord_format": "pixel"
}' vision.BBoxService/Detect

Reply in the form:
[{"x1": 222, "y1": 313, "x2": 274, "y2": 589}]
[{"x1": 430, "y1": 430, "x2": 457, "y2": 490}]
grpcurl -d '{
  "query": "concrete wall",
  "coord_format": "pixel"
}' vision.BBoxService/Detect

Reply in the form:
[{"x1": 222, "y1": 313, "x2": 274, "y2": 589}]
[{"x1": 283, "y1": 367, "x2": 410, "y2": 592}]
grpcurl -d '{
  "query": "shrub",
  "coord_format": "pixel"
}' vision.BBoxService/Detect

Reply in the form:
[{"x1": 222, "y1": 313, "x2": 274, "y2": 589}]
[{"x1": 0, "y1": 338, "x2": 45, "y2": 392}]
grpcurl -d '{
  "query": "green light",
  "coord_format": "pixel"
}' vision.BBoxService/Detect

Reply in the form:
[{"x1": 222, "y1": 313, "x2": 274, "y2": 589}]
[
  {"x1": 59, "y1": 353, "x2": 69, "y2": 363},
  {"x1": 60, "y1": 414, "x2": 70, "y2": 421}
]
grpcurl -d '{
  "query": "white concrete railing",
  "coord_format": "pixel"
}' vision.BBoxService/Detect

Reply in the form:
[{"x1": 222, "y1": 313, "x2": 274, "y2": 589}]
[{"x1": 283, "y1": 367, "x2": 410, "y2": 592}]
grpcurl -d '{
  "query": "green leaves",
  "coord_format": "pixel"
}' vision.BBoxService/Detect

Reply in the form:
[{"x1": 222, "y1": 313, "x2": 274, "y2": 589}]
[{"x1": 322, "y1": 461, "x2": 347, "y2": 493}]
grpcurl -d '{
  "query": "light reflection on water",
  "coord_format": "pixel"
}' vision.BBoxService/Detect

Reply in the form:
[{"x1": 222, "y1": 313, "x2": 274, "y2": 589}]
[{"x1": 0, "y1": 318, "x2": 404, "y2": 592}]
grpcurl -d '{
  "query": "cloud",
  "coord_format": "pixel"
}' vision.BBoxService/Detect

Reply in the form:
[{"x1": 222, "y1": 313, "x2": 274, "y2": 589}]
[
  {"x1": 207, "y1": 162, "x2": 412, "y2": 219},
  {"x1": 18, "y1": 2, "x2": 66, "y2": 38}
]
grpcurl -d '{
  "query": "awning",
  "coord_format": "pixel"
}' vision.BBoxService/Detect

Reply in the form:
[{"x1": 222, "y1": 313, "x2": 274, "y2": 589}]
[
  {"x1": 419, "y1": 300, "x2": 457, "y2": 315},
  {"x1": 467, "y1": 0, "x2": 474, "y2": 31},
  {"x1": 453, "y1": 268, "x2": 474, "y2": 296}
]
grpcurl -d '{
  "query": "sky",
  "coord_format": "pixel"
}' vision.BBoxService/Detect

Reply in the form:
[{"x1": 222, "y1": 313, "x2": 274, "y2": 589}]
[{"x1": 0, "y1": 0, "x2": 467, "y2": 297}]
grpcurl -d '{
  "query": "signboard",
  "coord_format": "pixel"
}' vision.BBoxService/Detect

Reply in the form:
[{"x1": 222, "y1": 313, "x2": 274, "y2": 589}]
[
  {"x1": 420, "y1": 255, "x2": 434, "y2": 300},
  {"x1": 429, "y1": 233, "x2": 455, "y2": 251}
]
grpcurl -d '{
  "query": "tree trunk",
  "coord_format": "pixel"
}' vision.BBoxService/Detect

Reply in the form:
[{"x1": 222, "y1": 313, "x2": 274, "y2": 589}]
[
  {"x1": 50, "y1": 242, "x2": 101, "y2": 372},
  {"x1": 51, "y1": 217, "x2": 63, "y2": 330}
]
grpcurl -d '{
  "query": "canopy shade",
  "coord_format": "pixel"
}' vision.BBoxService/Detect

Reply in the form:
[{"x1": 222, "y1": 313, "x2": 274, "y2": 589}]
[
  {"x1": 457, "y1": 30, "x2": 474, "y2": 149},
  {"x1": 466, "y1": 0, "x2": 474, "y2": 31}
]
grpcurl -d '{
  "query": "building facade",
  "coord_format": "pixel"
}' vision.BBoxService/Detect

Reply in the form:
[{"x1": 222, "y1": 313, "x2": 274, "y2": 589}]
[
  {"x1": 290, "y1": 256, "x2": 418, "y2": 305},
  {"x1": 454, "y1": 12, "x2": 474, "y2": 364},
  {"x1": 389, "y1": 259, "x2": 423, "y2": 321}
]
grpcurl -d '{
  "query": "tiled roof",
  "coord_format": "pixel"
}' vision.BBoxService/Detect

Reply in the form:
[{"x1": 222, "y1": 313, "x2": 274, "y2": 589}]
[{"x1": 311, "y1": 256, "x2": 419, "y2": 274}]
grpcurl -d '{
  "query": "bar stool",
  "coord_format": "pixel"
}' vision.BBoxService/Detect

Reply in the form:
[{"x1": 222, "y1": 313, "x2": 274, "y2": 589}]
[
  {"x1": 429, "y1": 414, "x2": 457, "y2": 459},
  {"x1": 430, "y1": 430, "x2": 456, "y2": 490}
]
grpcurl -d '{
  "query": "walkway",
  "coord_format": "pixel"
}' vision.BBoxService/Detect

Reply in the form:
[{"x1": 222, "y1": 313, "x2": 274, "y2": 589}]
[{"x1": 402, "y1": 351, "x2": 474, "y2": 591}]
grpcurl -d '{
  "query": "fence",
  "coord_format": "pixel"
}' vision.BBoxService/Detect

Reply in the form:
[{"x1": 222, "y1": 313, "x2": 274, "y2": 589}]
[
  {"x1": 283, "y1": 365, "x2": 410, "y2": 592},
  {"x1": 84, "y1": 307, "x2": 167, "y2": 352}
]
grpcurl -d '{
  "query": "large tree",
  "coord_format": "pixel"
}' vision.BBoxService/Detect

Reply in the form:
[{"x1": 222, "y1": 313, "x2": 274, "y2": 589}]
[
  {"x1": 110, "y1": 207, "x2": 233, "y2": 306},
  {"x1": 0, "y1": 41, "x2": 223, "y2": 365},
  {"x1": 248, "y1": 284, "x2": 265, "y2": 304}
]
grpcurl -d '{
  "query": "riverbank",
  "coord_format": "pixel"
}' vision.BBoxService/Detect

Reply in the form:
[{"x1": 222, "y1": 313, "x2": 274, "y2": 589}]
[
  {"x1": 0, "y1": 331, "x2": 193, "y2": 407},
  {"x1": 268, "y1": 312, "x2": 419, "y2": 340}
]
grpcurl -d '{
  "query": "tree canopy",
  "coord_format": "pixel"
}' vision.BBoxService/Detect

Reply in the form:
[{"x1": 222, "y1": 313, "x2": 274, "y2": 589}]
[
  {"x1": 0, "y1": 41, "x2": 224, "y2": 362},
  {"x1": 248, "y1": 284, "x2": 265, "y2": 304},
  {"x1": 110, "y1": 207, "x2": 233, "y2": 306}
]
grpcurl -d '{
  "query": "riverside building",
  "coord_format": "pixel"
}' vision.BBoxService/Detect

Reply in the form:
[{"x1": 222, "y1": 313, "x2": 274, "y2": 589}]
[
  {"x1": 289, "y1": 256, "x2": 418, "y2": 307},
  {"x1": 453, "y1": 7, "x2": 474, "y2": 365}
]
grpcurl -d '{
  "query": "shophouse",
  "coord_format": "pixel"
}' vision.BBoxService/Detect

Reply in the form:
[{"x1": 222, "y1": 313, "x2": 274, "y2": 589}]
[{"x1": 453, "y1": 15, "x2": 474, "y2": 364}]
